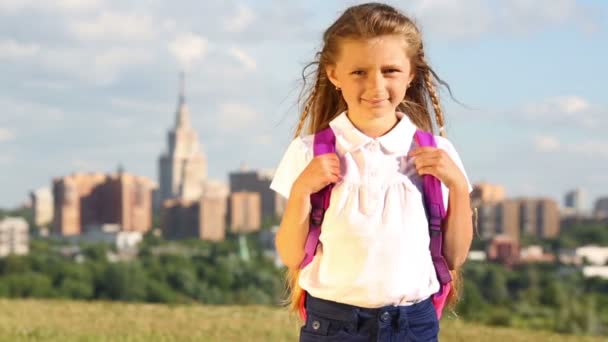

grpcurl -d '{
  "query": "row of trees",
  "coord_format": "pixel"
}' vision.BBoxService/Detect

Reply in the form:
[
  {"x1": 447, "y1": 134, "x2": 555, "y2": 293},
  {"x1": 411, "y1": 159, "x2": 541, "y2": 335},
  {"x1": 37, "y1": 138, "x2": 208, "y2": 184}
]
[
  {"x1": 456, "y1": 261, "x2": 608, "y2": 335},
  {"x1": 0, "y1": 225, "x2": 607, "y2": 336},
  {"x1": 0, "y1": 234, "x2": 285, "y2": 306}
]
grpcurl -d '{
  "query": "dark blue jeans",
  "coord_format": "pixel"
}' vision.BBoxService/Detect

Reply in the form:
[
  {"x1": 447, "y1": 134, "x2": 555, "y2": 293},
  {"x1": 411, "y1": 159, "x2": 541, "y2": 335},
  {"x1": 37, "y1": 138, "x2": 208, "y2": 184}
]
[{"x1": 299, "y1": 294, "x2": 439, "y2": 342}]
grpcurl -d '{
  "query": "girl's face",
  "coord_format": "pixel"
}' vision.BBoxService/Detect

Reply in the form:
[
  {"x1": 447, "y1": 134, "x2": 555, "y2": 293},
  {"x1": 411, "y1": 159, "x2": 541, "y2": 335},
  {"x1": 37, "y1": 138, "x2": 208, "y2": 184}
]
[{"x1": 326, "y1": 35, "x2": 414, "y2": 121}]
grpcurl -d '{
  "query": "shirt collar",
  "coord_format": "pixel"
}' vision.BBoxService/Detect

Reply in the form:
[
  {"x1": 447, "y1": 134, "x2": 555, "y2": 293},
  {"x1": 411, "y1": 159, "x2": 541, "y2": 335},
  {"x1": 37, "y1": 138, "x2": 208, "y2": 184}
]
[{"x1": 328, "y1": 111, "x2": 417, "y2": 154}]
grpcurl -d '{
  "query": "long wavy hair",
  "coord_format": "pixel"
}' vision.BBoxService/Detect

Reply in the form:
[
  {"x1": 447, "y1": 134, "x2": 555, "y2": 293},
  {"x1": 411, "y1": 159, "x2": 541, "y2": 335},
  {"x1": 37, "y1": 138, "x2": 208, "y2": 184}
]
[{"x1": 286, "y1": 2, "x2": 461, "y2": 320}]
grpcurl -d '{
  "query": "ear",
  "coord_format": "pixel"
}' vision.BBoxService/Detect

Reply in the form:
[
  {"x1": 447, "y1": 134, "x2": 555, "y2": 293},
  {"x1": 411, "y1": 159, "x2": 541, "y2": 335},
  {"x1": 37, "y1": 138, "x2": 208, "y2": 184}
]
[
  {"x1": 407, "y1": 71, "x2": 415, "y2": 86},
  {"x1": 325, "y1": 65, "x2": 340, "y2": 89}
]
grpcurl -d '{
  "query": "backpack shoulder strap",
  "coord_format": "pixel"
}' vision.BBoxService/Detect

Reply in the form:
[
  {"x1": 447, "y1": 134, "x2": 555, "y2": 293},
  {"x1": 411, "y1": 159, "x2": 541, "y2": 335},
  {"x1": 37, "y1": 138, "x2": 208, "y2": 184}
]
[
  {"x1": 413, "y1": 130, "x2": 452, "y2": 285},
  {"x1": 300, "y1": 127, "x2": 336, "y2": 268}
]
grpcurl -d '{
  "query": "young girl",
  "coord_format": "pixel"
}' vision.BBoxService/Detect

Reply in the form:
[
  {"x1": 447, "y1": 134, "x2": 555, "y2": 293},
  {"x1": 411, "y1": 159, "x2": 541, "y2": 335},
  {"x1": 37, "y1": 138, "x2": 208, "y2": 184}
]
[{"x1": 271, "y1": 3, "x2": 473, "y2": 341}]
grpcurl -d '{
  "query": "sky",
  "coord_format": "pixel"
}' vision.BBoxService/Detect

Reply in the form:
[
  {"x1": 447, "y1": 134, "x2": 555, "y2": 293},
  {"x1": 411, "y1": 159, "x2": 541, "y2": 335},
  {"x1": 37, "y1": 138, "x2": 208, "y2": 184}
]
[{"x1": 0, "y1": 0, "x2": 606, "y2": 210}]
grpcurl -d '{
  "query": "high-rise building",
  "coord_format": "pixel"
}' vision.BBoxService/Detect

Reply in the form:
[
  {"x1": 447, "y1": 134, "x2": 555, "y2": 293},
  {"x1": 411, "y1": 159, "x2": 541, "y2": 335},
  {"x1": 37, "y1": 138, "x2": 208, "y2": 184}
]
[
  {"x1": 478, "y1": 197, "x2": 560, "y2": 242},
  {"x1": 162, "y1": 181, "x2": 228, "y2": 241},
  {"x1": 519, "y1": 199, "x2": 538, "y2": 237},
  {"x1": 0, "y1": 217, "x2": 29, "y2": 257},
  {"x1": 594, "y1": 197, "x2": 608, "y2": 219},
  {"x1": 536, "y1": 199, "x2": 560, "y2": 238},
  {"x1": 30, "y1": 187, "x2": 53, "y2": 228},
  {"x1": 564, "y1": 188, "x2": 586, "y2": 216},
  {"x1": 229, "y1": 167, "x2": 283, "y2": 226},
  {"x1": 471, "y1": 182, "x2": 506, "y2": 208},
  {"x1": 52, "y1": 171, "x2": 155, "y2": 236},
  {"x1": 158, "y1": 73, "x2": 207, "y2": 206},
  {"x1": 230, "y1": 191, "x2": 261, "y2": 233},
  {"x1": 497, "y1": 199, "x2": 520, "y2": 241},
  {"x1": 565, "y1": 189, "x2": 585, "y2": 211}
]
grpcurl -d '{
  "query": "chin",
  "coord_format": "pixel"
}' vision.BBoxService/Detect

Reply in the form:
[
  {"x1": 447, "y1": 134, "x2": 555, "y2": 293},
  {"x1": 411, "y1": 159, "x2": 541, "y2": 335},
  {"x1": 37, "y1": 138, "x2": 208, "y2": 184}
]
[{"x1": 366, "y1": 105, "x2": 397, "y2": 116}]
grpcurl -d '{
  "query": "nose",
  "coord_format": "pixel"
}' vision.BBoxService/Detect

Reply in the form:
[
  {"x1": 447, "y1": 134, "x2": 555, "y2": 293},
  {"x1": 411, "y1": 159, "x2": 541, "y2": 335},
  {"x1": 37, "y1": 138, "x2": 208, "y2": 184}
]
[{"x1": 366, "y1": 71, "x2": 386, "y2": 93}]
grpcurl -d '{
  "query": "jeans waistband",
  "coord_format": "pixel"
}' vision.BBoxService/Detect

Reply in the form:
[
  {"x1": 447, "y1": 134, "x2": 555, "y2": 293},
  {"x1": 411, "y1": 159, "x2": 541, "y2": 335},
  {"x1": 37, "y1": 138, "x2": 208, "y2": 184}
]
[{"x1": 305, "y1": 294, "x2": 432, "y2": 323}]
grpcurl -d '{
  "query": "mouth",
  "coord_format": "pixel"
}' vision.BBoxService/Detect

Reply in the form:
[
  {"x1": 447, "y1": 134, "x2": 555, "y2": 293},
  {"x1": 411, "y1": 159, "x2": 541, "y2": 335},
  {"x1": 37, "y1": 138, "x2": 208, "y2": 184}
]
[{"x1": 362, "y1": 98, "x2": 389, "y2": 105}]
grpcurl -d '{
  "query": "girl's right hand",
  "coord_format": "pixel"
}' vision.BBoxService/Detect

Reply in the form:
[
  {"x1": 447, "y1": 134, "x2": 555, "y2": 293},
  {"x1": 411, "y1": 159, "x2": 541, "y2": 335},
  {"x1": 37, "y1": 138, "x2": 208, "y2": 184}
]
[{"x1": 292, "y1": 153, "x2": 341, "y2": 196}]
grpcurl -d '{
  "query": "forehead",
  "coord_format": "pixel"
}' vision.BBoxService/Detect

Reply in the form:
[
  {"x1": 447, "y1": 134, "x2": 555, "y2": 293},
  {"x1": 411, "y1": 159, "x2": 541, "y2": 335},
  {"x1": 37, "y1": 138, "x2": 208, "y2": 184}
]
[{"x1": 336, "y1": 35, "x2": 410, "y2": 67}]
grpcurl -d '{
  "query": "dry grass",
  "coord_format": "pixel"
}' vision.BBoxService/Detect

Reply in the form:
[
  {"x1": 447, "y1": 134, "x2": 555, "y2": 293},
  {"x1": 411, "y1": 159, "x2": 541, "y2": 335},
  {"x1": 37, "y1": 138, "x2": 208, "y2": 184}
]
[{"x1": 0, "y1": 299, "x2": 603, "y2": 341}]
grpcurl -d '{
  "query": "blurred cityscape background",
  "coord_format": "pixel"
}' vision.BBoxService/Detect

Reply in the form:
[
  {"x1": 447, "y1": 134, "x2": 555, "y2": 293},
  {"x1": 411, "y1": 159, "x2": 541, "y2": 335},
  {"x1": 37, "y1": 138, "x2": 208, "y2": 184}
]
[{"x1": 0, "y1": 0, "x2": 607, "y2": 339}]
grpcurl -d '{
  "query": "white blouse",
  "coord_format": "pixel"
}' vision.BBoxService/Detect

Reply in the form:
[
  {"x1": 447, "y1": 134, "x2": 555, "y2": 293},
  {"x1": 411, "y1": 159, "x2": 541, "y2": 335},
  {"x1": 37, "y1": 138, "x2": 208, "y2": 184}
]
[{"x1": 270, "y1": 111, "x2": 472, "y2": 308}]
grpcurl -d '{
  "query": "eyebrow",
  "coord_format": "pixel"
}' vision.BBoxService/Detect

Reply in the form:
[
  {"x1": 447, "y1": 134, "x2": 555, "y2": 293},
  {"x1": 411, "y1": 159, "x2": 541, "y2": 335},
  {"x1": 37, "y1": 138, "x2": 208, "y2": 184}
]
[{"x1": 350, "y1": 64, "x2": 404, "y2": 70}]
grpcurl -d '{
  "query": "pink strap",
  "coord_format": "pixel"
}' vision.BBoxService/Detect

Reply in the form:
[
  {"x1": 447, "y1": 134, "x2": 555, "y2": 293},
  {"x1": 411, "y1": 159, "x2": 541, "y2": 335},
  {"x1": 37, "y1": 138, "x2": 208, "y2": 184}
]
[{"x1": 300, "y1": 127, "x2": 335, "y2": 268}]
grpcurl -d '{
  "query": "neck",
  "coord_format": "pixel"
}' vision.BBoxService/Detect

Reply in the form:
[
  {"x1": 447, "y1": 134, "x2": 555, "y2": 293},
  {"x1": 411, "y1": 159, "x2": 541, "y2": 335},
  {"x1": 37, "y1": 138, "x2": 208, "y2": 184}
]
[{"x1": 346, "y1": 109, "x2": 399, "y2": 138}]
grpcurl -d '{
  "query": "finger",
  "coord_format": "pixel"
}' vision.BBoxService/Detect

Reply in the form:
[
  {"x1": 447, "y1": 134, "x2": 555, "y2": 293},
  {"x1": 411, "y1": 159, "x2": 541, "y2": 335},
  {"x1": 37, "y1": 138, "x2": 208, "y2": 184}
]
[
  {"x1": 414, "y1": 155, "x2": 441, "y2": 169},
  {"x1": 323, "y1": 167, "x2": 340, "y2": 179},
  {"x1": 416, "y1": 166, "x2": 439, "y2": 178},
  {"x1": 322, "y1": 175, "x2": 338, "y2": 186},
  {"x1": 320, "y1": 162, "x2": 339, "y2": 174},
  {"x1": 329, "y1": 165, "x2": 341, "y2": 177},
  {"x1": 318, "y1": 154, "x2": 339, "y2": 165},
  {"x1": 314, "y1": 158, "x2": 337, "y2": 170},
  {"x1": 320, "y1": 153, "x2": 339, "y2": 161},
  {"x1": 408, "y1": 147, "x2": 438, "y2": 157}
]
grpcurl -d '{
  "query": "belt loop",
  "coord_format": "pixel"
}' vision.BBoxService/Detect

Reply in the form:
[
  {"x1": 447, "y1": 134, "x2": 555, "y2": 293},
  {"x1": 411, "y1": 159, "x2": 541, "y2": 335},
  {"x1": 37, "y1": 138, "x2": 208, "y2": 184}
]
[
  {"x1": 397, "y1": 307, "x2": 408, "y2": 331},
  {"x1": 351, "y1": 308, "x2": 360, "y2": 333}
]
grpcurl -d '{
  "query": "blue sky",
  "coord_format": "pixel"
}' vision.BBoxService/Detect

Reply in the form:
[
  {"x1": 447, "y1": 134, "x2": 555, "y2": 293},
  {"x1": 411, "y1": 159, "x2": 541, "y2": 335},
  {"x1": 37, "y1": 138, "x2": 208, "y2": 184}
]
[{"x1": 0, "y1": 0, "x2": 606, "y2": 210}]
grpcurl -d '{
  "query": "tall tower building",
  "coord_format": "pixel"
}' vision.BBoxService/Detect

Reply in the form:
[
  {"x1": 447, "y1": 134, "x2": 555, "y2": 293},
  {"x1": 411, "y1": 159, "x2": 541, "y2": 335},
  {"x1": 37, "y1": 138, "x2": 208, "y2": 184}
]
[
  {"x1": 594, "y1": 197, "x2": 608, "y2": 219},
  {"x1": 30, "y1": 187, "x2": 54, "y2": 228},
  {"x1": 564, "y1": 188, "x2": 586, "y2": 216},
  {"x1": 158, "y1": 73, "x2": 207, "y2": 206}
]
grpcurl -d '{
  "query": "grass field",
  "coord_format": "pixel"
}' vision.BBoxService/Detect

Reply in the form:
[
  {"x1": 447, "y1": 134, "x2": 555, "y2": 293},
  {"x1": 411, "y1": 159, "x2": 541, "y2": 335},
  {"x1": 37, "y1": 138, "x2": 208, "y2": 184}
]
[{"x1": 0, "y1": 299, "x2": 603, "y2": 341}]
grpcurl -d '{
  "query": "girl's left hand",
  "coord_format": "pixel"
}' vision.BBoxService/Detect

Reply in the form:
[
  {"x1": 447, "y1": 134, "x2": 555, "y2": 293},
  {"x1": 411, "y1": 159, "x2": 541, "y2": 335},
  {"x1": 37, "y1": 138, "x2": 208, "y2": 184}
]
[{"x1": 407, "y1": 147, "x2": 468, "y2": 191}]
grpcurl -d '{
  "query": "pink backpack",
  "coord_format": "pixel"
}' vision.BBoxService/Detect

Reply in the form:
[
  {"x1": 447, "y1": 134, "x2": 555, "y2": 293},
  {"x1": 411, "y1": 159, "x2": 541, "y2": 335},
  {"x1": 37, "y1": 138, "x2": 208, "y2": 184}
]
[{"x1": 298, "y1": 127, "x2": 452, "y2": 321}]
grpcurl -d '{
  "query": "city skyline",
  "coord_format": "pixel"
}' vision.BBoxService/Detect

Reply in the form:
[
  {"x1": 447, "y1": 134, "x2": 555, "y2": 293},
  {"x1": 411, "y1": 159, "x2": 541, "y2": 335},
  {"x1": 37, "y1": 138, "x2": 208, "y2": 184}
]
[{"x1": 1, "y1": 0, "x2": 607, "y2": 208}]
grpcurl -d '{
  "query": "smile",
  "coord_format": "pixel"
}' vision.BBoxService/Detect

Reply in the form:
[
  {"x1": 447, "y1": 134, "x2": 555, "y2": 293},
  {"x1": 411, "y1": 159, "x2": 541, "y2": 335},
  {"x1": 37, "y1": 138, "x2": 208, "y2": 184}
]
[{"x1": 362, "y1": 98, "x2": 388, "y2": 106}]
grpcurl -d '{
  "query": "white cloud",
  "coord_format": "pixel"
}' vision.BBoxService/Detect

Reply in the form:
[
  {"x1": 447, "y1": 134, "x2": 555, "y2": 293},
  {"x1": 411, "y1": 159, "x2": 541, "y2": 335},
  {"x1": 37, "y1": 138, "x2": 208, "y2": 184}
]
[
  {"x1": 0, "y1": 97, "x2": 66, "y2": 122},
  {"x1": 408, "y1": 0, "x2": 598, "y2": 40},
  {"x1": 534, "y1": 135, "x2": 560, "y2": 152},
  {"x1": 69, "y1": 12, "x2": 157, "y2": 41},
  {"x1": 70, "y1": 159, "x2": 107, "y2": 171},
  {"x1": 109, "y1": 97, "x2": 167, "y2": 114},
  {"x1": 223, "y1": 4, "x2": 255, "y2": 33},
  {"x1": 496, "y1": 0, "x2": 599, "y2": 34},
  {"x1": 523, "y1": 95, "x2": 590, "y2": 116},
  {"x1": 520, "y1": 95, "x2": 600, "y2": 128},
  {"x1": 0, "y1": 154, "x2": 13, "y2": 165},
  {"x1": 0, "y1": 0, "x2": 102, "y2": 13},
  {"x1": 93, "y1": 47, "x2": 152, "y2": 72},
  {"x1": 228, "y1": 47, "x2": 257, "y2": 70},
  {"x1": 568, "y1": 141, "x2": 608, "y2": 159},
  {"x1": 39, "y1": 46, "x2": 154, "y2": 85},
  {"x1": 0, "y1": 39, "x2": 39, "y2": 59},
  {"x1": 253, "y1": 135, "x2": 273, "y2": 146},
  {"x1": 412, "y1": 0, "x2": 493, "y2": 40},
  {"x1": 168, "y1": 32, "x2": 208, "y2": 70},
  {"x1": 217, "y1": 103, "x2": 259, "y2": 131},
  {"x1": 105, "y1": 117, "x2": 134, "y2": 129},
  {"x1": 533, "y1": 134, "x2": 608, "y2": 159},
  {"x1": 0, "y1": 127, "x2": 16, "y2": 142},
  {"x1": 556, "y1": 96, "x2": 591, "y2": 114},
  {"x1": 55, "y1": 0, "x2": 103, "y2": 12},
  {"x1": 162, "y1": 18, "x2": 177, "y2": 32},
  {"x1": 23, "y1": 79, "x2": 71, "y2": 91}
]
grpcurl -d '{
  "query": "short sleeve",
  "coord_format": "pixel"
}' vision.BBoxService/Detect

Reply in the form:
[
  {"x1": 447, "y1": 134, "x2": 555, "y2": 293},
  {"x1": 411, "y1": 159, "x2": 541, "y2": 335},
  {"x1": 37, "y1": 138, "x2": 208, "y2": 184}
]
[
  {"x1": 435, "y1": 136, "x2": 473, "y2": 211},
  {"x1": 269, "y1": 136, "x2": 314, "y2": 199}
]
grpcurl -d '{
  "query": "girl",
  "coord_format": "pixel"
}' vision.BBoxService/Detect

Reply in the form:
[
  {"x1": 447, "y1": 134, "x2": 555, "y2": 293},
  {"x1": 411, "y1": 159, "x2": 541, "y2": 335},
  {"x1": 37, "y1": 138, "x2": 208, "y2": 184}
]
[{"x1": 271, "y1": 3, "x2": 473, "y2": 341}]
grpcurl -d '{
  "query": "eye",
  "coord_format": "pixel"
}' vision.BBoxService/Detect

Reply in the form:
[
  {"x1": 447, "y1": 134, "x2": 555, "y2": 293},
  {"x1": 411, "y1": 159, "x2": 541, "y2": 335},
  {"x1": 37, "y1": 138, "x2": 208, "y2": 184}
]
[
  {"x1": 383, "y1": 68, "x2": 400, "y2": 74},
  {"x1": 351, "y1": 70, "x2": 365, "y2": 76}
]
